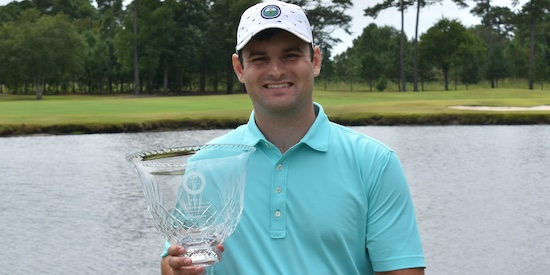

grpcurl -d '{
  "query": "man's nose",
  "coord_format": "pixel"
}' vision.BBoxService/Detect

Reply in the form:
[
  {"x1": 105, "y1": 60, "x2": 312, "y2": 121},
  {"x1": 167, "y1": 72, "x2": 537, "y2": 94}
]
[{"x1": 268, "y1": 59, "x2": 285, "y2": 78}]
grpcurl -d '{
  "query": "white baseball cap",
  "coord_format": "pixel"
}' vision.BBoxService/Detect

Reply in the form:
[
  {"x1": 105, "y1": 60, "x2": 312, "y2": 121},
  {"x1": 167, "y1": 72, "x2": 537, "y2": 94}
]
[{"x1": 235, "y1": 1, "x2": 313, "y2": 51}]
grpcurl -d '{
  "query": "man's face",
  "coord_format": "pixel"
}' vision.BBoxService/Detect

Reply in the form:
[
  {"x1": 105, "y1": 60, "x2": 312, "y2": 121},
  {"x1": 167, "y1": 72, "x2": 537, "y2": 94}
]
[{"x1": 232, "y1": 31, "x2": 321, "y2": 116}]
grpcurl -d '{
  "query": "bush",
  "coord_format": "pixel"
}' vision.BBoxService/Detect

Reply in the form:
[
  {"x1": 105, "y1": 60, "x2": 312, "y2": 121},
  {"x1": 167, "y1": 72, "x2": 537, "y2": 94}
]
[{"x1": 375, "y1": 75, "x2": 388, "y2": 92}]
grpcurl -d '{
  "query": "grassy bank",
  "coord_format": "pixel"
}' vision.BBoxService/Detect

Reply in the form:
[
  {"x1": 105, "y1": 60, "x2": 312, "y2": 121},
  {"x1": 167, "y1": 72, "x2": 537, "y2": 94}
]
[{"x1": 1, "y1": 88, "x2": 549, "y2": 136}]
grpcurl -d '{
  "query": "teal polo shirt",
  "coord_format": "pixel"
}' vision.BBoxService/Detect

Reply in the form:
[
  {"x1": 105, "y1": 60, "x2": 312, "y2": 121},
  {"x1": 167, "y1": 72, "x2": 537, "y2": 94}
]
[{"x1": 163, "y1": 103, "x2": 425, "y2": 274}]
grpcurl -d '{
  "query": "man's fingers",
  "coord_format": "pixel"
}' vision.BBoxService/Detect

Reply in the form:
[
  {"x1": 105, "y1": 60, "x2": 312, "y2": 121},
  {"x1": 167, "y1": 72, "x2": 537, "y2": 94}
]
[
  {"x1": 165, "y1": 246, "x2": 206, "y2": 274},
  {"x1": 166, "y1": 254, "x2": 205, "y2": 275},
  {"x1": 168, "y1": 255, "x2": 191, "y2": 268},
  {"x1": 167, "y1": 245, "x2": 186, "y2": 256}
]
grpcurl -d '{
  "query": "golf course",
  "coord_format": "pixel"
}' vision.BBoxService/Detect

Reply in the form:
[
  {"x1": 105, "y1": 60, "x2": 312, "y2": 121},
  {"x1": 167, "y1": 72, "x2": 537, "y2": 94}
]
[{"x1": 1, "y1": 87, "x2": 549, "y2": 136}]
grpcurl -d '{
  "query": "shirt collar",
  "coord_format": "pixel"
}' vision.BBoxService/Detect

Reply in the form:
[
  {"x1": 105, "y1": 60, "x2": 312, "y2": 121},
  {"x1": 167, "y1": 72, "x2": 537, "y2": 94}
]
[{"x1": 245, "y1": 102, "x2": 330, "y2": 152}]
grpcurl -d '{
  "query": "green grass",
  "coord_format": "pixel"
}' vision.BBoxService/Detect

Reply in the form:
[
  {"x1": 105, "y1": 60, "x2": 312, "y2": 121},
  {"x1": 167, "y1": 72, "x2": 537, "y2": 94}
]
[
  {"x1": 314, "y1": 88, "x2": 550, "y2": 115},
  {"x1": 0, "y1": 94, "x2": 253, "y2": 125},
  {"x1": 1, "y1": 88, "x2": 549, "y2": 136}
]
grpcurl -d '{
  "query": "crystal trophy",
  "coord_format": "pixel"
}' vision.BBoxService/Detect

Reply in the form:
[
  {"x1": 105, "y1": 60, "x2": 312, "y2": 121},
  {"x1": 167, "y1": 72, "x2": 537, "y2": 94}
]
[{"x1": 127, "y1": 144, "x2": 255, "y2": 273}]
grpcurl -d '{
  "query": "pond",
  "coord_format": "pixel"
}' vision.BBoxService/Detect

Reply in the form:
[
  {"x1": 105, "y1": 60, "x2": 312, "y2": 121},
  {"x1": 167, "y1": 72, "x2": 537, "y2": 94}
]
[{"x1": 0, "y1": 126, "x2": 548, "y2": 274}]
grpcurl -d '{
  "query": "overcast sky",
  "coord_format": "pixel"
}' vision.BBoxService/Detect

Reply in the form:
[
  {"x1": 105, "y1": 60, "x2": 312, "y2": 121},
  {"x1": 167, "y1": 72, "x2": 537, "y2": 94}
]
[
  {"x1": 331, "y1": 0, "x2": 526, "y2": 55},
  {"x1": 0, "y1": 0, "x2": 527, "y2": 55}
]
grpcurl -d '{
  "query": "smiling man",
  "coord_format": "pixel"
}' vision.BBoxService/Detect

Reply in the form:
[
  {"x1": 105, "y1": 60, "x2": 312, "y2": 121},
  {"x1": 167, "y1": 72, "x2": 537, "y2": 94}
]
[{"x1": 161, "y1": 1, "x2": 426, "y2": 275}]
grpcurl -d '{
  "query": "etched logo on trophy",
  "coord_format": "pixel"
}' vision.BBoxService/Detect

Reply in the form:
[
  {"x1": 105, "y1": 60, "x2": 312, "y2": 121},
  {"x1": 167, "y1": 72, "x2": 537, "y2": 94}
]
[{"x1": 182, "y1": 170, "x2": 206, "y2": 195}]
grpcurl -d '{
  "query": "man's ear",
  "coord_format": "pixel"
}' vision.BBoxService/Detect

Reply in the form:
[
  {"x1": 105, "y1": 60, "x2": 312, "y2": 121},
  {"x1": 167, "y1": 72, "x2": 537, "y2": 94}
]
[
  {"x1": 312, "y1": 46, "x2": 322, "y2": 77},
  {"x1": 232, "y1": 53, "x2": 244, "y2": 83}
]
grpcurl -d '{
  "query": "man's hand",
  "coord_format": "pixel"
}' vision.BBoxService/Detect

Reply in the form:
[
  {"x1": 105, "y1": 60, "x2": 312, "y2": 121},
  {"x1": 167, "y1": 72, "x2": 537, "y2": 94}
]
[{"x1": 160, "y1": 245, "x2": 225, "y2": 275}]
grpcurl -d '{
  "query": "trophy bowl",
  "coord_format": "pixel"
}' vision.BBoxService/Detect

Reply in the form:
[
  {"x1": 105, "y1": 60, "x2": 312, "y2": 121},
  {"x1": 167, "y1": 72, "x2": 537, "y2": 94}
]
[{"x1": 127, "y1": 144, "x2": 255, "y2": 270}]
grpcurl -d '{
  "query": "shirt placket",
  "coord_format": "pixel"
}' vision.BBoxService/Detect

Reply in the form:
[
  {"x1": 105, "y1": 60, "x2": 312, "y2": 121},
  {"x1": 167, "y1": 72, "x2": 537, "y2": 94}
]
[{"x1": 270, "y1": 160, "x2": 288, "y2": 239}]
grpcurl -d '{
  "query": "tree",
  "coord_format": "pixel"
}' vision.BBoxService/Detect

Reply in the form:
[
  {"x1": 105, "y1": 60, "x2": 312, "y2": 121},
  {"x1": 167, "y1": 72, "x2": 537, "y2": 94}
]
[
  {"x1": 356, "y1": 24, "x2": 400, "y2": 91},
  {"x1": 0, "y1": 16, "x2": 18, "y2": 91},
  {"x1": 332, "y1": 24, "x2": 401, "y2": 91},
  {"x1": 205, "y1": 0, "x2": 256, "y2": 94},
  {"x1": 513, "y1": 0, "x2": 550, "y2": 89},
  {"x1": 0, "y1": 0, "x2": 35, "y2": 24},
  {"x1": 419, "y1": 18, "x2": 483, "y2": 90},
  {"x1": 32, "y1": 0, "x2": 97, "y2": 19},
  {"x1": 365, "y1": 0, "x2": 413, "y2": 92},
  {"x1": 468, "y1": 24, "x2": 511, "y2": 87},
  {"x1": 455, "y1": 29, "x2": 487, "y2": 88},
  {"x1": 132, "y1": 0, "x2": 139, "y2": 94},
  {"x1": 375, "y1": 75, "x2": 388, "y2": 92},
  {"x1": 292, "y1": 0, "x2": 352, "y2": 86},
  {"x1": 318, "y1": 48, "x2": 335, "y2": 90},
  {"x1": 333, "y1": 49, "x2": 361, "y2": 91},
  {"x1": 96, "y1": 0, "x2": 124, "y2": 93},
  {"x1": 82, "y1": 30, "x2": 110, "y2": 93},
  {"x1": 6, "y1": 9, "x2": 86, "y2": 99},
  {"x1": 471, "y1": 0, "x2": 516, "y2": 88},
  {"x1": 414, "y1": 1, "x2": 468, "y2": 91},
  {"x1": 365, "y1": 0, "x2": 469, "y2": 92},
  {"x1": 361, "y1": 52, "x2": 383, "y2": 91},
  {"x1": 503, "y1": 38, "x2": 529, "y2": 79},
  {"x1": 292, "y1": 0, "x2": 353, "y2": 52}
]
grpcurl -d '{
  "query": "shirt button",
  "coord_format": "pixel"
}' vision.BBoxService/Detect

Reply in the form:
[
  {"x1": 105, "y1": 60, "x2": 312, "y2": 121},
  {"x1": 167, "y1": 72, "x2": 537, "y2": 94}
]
[
  {"x1": 264, "y1": 142, "x2": 270, "y2": 147},
  {"x1": 274, "y1": 210, "x2": 281, "y2": 217},
  {"x1": 275, "y1": 186, "x2": 282, "y2": 193},
  {"x1": 277, "y1": 164, "x2": 283, "y2": 171}
]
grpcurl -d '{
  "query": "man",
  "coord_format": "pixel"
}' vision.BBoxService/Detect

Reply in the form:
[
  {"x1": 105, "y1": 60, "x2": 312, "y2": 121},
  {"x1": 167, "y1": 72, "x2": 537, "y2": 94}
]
[{"x1": 161, "y1": 1, "x2": 425, "y2": 274}]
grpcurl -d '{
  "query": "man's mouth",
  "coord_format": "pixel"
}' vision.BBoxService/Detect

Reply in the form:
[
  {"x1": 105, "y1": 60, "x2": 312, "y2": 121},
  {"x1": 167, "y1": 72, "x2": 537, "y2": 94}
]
[{"x1": 265, "y1": 83, "x2": 292, "y2": 89}]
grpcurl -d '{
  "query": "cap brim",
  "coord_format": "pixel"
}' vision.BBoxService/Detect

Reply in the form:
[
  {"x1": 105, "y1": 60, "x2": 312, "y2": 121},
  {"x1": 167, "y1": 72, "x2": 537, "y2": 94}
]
[{"x1": 235, "y1": 23, "x2": 312, "y2": 51}]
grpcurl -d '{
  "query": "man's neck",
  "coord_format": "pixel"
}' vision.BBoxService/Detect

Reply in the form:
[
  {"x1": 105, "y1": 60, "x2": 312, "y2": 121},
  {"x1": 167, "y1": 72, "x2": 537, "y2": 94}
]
[{"x1": 254, "y1": 104, "x2": 317, "y2": 154}]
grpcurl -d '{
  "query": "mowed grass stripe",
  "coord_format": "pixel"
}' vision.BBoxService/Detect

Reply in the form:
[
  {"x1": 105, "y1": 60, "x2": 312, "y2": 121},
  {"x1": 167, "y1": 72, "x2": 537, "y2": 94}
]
[{"x1": 0, "y1": 94, "x2": 254, "y2": 125}]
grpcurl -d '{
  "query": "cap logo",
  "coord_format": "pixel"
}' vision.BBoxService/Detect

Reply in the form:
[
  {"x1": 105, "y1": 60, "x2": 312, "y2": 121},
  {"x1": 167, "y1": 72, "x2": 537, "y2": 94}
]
[{"x1": 261, "y1": 5, "x2": 281, "y2": 19}]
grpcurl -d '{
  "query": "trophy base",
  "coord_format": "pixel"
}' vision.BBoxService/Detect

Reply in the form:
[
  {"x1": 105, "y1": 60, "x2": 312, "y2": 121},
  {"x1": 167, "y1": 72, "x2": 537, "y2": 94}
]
[{"x1": 184, "y1": 245, "x2": 223, "y2": 267}]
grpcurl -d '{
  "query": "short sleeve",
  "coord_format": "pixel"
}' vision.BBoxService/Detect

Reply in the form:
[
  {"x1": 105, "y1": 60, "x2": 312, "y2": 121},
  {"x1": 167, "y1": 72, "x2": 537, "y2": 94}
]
[{"x1": 366, "y1": 151, "x2": 425, "y2": 271}]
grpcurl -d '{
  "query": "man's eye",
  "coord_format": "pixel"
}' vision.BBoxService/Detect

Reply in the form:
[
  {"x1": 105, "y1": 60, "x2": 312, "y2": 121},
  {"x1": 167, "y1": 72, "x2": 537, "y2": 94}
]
[
  {"x1": 250, "y1": 57, "x2": 267, "y2": 62},
  {"x1": 285, "y1": 53, "x2": 300, "y2": 59}
]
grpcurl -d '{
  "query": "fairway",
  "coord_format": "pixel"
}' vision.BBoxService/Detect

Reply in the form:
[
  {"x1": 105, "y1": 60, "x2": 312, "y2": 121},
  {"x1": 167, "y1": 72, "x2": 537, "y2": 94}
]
[
  {"x1": 1, "y1": 88, "x2": 549, "y2": 136},
  {"x1": 0, "y1": 93, "x2": 254, "y2": 125}
]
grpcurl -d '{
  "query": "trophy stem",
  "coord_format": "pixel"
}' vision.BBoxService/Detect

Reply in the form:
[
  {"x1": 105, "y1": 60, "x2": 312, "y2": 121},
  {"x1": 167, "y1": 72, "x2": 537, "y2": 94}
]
[
  {"x1": 184, "y1": 245, "x2": 223, "y2": 267},
  {"x1": 204, "y1": 265, "x2": 215, "y2": 275}
]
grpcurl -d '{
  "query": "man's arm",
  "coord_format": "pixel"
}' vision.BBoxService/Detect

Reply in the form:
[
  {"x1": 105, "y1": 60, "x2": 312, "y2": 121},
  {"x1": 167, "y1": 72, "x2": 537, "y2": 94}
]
[{"x1": 376, "y1": 268, "x2": 425, "y2": 275}]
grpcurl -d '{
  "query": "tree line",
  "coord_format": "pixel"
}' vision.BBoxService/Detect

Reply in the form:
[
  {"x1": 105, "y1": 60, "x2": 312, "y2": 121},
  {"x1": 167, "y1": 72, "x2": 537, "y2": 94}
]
[
  {"x1": 0, "y1": 0, "x2": 548, "y2": 100},
  {"x1": 342, "y1": 0, "x2": 550, "y2": 92}
]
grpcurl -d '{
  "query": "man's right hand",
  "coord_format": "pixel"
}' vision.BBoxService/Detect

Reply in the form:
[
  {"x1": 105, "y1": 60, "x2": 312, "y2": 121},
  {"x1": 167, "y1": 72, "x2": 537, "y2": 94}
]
[
  {"x1": 160, "y1": 246, "x2": 205, "y2": 275},
  {"x1": 160, "y1": 245, "x2": 225, "y2": 275}
]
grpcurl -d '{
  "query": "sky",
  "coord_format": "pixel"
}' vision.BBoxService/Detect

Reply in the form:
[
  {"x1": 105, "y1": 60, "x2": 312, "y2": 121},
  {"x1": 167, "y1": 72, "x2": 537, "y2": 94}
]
[
  {"x1": 330, "y1": 0, "x2": 527, "y2": 55},
  {"x1": 0, "y1": 0, "x2": 527, "y2": 55}
]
